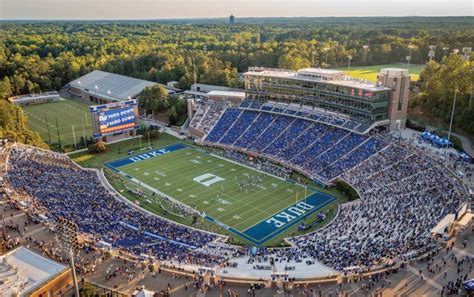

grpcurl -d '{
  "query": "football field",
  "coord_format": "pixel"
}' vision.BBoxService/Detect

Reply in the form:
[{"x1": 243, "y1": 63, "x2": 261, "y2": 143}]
[
  {"x1": 337, "y1": 63, "x2": 424, "y2": 81},
  {"x1": 106, "y1": 143, "x2": 336, "y2": 245},
  {"x1": 22, "y1": 99, "x2": 93, "y2": 147}
]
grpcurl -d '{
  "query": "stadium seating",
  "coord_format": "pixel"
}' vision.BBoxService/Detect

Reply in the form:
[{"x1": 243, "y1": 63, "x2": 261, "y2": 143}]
[
  {"x1": 204, "y1": 107, "x2": 385, "y2": 182},
  {"x1": 290, "y1": 143, "x2": 464, "y2": 270},
  {"x1": 4, "y1": 140, "x2": 466, "y2": 274},
  {"x1": 189, "y1": 100, "x2": 230, "y2": 134},
  {"x1": 205, "y1": 108, "x2": 242, "y2": 142},
  {"x1": 238, "y1": 100, "x2": 372, "y2": 133},
  {"x1": 6, "y1": 147, "x2": 224, "y2": 267}
]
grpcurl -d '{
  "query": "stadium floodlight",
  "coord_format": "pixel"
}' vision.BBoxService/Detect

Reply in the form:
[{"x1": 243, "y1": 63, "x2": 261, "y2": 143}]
[
  {"x1": 407, "y1": 45, "x2": 415, "y2": 66},
  {"x1": 447, "y1": 88, "x2": 459, "y2": 143},
  {"x1": 428, "y1": 45, "x2": 436, "y2": 62},
  {"x1": 56, "y1": 217, "x2": 80, "y2": 297},
  {"x1": 442, "y1": 47, "x2": 450, "y2": 58},
  {"x1": 323, "y1": 47, "x2": 330, "y2": 65},
  {"x1": 462, "y1": 47, "x2": 472, "y2": 61},
  {"x1": 312, "y1": 51, "x2": 317, "y2": 67},
  {"x1": 107, "y1": 90, "x2": 111, "y2": 95},
  {"x1": 362, "y1": 45, "x2": 369, "y2": 65},
  {"x1": 347, "y1": 55, "x2": 353, "y2": 69}
]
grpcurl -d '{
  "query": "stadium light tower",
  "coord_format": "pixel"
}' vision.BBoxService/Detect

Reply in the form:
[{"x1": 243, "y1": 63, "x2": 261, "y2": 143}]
[
  {"x1": 323, "y1": 47, "x2": 330, "y2": 66},
  {"x1": 56, "y1": 217, "x2": 80, "y2": 297},
  {"x1": 347, "y1": 55, "x2": 353, "y2": 69},
  {"x1": 462, "y1": 47, "x2": 472, "y2": 61},
  {"x1": 442, "y1": 47, "x2": 450, "y2": 58},
  {"x1": 447, "y1": 88, "x2": 459, "y2": 143},
  {"x1": 362, "y1": 45, "x2": 369, "y2": 65},
  {"x1": 428, "y1": 45, "x2": 436, "y2": 62},
  {"x1": 311, "y1": 51, "x2": 317, "y2": 67},
  {"x1": 407, "y1": 45, "x2": 415, "y2": 66}
]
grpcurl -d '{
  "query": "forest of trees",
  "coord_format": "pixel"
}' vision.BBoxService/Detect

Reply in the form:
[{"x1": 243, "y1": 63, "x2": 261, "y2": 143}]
[
  {"x1": 0, "y1": 17, "x2": 472, "y2": 143},
  {"x1": 0, "y1": 100, "x2": 47, "y2": 148},
  {"x1": 412, "y1": 54, "x2": 474, "y2": 134}
]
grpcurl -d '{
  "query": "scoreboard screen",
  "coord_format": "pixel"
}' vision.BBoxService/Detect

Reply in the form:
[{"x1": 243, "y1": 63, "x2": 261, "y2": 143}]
[{"x1": 90, "y1": 99, "x2": 139, "y2": 138}]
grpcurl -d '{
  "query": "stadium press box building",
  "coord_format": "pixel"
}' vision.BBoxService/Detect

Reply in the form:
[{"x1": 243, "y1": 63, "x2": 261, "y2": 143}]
[{"x1": 244, "y1": 67, "x2": 410, "y2": 131}]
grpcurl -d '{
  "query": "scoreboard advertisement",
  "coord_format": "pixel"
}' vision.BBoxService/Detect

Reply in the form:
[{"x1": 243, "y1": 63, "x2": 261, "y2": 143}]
[{"x1": 90, "y1": 99, "x2": 139, "y2": 138}]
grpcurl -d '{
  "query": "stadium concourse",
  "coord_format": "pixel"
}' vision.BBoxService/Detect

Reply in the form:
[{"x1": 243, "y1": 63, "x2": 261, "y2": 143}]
[{"x1": 1, "y1": 98, "x2": 473, "y2": 294}]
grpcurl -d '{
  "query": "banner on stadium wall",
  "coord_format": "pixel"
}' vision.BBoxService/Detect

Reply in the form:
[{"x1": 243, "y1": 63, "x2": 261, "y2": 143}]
[{"x1": 90, "y1": 99, "x2": 139, "y2": 138}]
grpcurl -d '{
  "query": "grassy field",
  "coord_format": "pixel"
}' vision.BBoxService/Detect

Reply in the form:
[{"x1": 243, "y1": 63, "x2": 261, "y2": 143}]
[
  {"x1": 338, "y1": 63, "x2": 425, "y2": 81},
  {"x1": 107, "y1": 144, "x2": 340, "y2": 245},
  {"x1": 22, "y1": 99, "x2": 93, "y2": 148},
  {"x1": 72, "y1": 133, "x2": 183, "y2": 167},
  {"x1": 115, "y1": 146, "x2": 315, "y2": 230},
  {"x1": 71, "y1": 135, "x2": 347, "y2": 246}
]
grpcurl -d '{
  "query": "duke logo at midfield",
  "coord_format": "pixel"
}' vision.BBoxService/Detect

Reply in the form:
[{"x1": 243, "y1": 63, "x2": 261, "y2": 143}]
[{"x1": 265, "y1": 201, "x2": 315, "y2": 228}]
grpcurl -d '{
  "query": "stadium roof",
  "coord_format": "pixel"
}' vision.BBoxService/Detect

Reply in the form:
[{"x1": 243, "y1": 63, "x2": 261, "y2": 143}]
[
  {"x1": 0, "y1": 246, "x2": 68, "y2": 295},
  {"x1": 191, "y1": 83, "x2": 243, "y2": 93},
  {"x1": 69, "y1": 70, "x2": 179, "y2": 101},
  {"x1": 207, "y1": 90, "x2": 246, "y2": 98},
  {"x1": 245, "y1": 67, "x2": 391, "y2": 92}
]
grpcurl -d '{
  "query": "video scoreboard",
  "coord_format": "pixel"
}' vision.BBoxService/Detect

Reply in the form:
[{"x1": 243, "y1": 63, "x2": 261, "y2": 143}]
[{"x1": 89, "y1": 99, "x2": 139, "y2": 138}]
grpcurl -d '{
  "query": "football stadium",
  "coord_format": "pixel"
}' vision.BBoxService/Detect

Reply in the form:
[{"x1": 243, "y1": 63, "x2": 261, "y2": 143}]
[{"x1": 2, "y1": 62, "x2": 473, "y2": 295}]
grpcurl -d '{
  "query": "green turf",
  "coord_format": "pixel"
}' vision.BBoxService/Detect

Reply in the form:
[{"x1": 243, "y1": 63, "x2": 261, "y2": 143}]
[
  {"x1": 117, "y1": 146, "x2": 315, "y2": 232},
  {"x1": 71, "y1": 135, "x2": 347, "y2": 246},
  {"x1": 22, "y1": 99, "x2": 93, "y2": 148},
  {"x1": 337, "y1": 63, "x2": 425, "y2": 81},
  {"x1": 72, "y1": 133, "x2": 183, "y2": 168}
]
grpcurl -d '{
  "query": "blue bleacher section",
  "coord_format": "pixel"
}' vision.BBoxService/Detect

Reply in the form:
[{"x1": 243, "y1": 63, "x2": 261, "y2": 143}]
[
  {"x1": 205, "y1": 108, "x2": 241, "y2": 142},
  {"x1": 205, "y1": 106, "x2": 388, "y2": 182},
  {"x1": 239, "y1": 101, "x2": 373, "y2": 134}
]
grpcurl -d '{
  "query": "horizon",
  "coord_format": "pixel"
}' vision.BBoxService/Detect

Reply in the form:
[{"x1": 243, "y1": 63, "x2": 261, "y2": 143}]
[
  {"x1": 1, "y1": 16, "x2": 473, "y2": 21},
  {"x1": 1, "y1": 0, "x2": 473, "y2": 20}
]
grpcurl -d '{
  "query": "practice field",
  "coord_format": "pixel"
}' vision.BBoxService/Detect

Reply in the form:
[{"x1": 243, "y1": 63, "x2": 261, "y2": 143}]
[
  {"x1": 106, "y1": 143, "x2": 336, "y2": 245},
  {"x1": 338, "y1": 63, "x2": 424, "y2": 81},
  {"x1": 22, "y1": 99, "x2": 93, "y2": 147}
]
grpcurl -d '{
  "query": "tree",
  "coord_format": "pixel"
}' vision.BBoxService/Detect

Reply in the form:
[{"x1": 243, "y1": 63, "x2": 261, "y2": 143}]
[
  {"x1": 0, "y1": 77, "x2": 12, "y2": 99},
  {"x1": 88, "y1": 141, "x2": 107, "y2": 153},
  {"x1": 138, "y1": 85, "x2": 169, "y2": 114},
  {"x1": 0, "y1": 100, "x2": 48, "y2": 148},
  {"x1": 412, "y1": 54, "x2": 474, "y2": 134}
]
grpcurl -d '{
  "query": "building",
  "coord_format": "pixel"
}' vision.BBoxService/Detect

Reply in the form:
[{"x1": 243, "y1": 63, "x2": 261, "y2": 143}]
[
  {"x1": 68, "y1": 70, "x2": 180, "y2": 104},
  {"x1": 229, "y1": 15, "x2": 235, "y2": 24},
  {"x1": 207, "y1": 90, "x2": 246, "y2": 104},
  {"x1": 377, "y1": 68, "x2": 410, "y2": 130},
  {"x1": 0, "y1": 246, "x2": 72, "y2": 296},
  {"x1": 9, "y1": 91, "x2": 60, "y2": 106},
  {"x1": 184, "y1": 83, "x2": 243, "y2": 99},
  {"x1": 244, "y1": 67, "x2": 410, "y2": 131}
]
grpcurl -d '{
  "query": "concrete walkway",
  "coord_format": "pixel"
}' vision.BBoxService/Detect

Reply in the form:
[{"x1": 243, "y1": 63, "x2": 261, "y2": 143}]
[{"x1": 445, "y1": 131, "x2": 474, "y2": 156}]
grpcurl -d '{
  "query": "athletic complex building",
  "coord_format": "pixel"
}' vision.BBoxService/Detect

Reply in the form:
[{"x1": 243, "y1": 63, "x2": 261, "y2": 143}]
[
  {"x1": 244, "y1": 67, "x2": 409, "y2": 131},
  {"x1": 2, "y1": 66, "x2": 472, "y2": 290},
  {"x1": 67, "y1": 70, "x2": 179, "y2": 104}
]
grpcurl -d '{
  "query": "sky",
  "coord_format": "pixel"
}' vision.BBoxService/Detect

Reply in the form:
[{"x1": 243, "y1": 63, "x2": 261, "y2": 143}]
[{"x1": 0, "y1": 0, "x2": 472, "y2": 20}]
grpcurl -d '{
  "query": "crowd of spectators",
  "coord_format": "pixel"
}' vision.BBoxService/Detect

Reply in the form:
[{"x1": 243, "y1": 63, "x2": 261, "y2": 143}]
[
  {"x1": 289, "y1": 143, "x2": 465, "y2": 270},
  {"x1": 239, "y1": 101, "x2": 370, "y2": 133},
  {"x1": 3, "y1": 132, "x2": 467, "y2": 275},
  {"x1": 6, "y1": 146, "x2": 225, "y2": 267},
  {"x1": 204, "y1": 107, "x2": 388, "y2": 182},
  {"x1": 189, "y1": 100, "x2": 230, "y2": 134}
]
